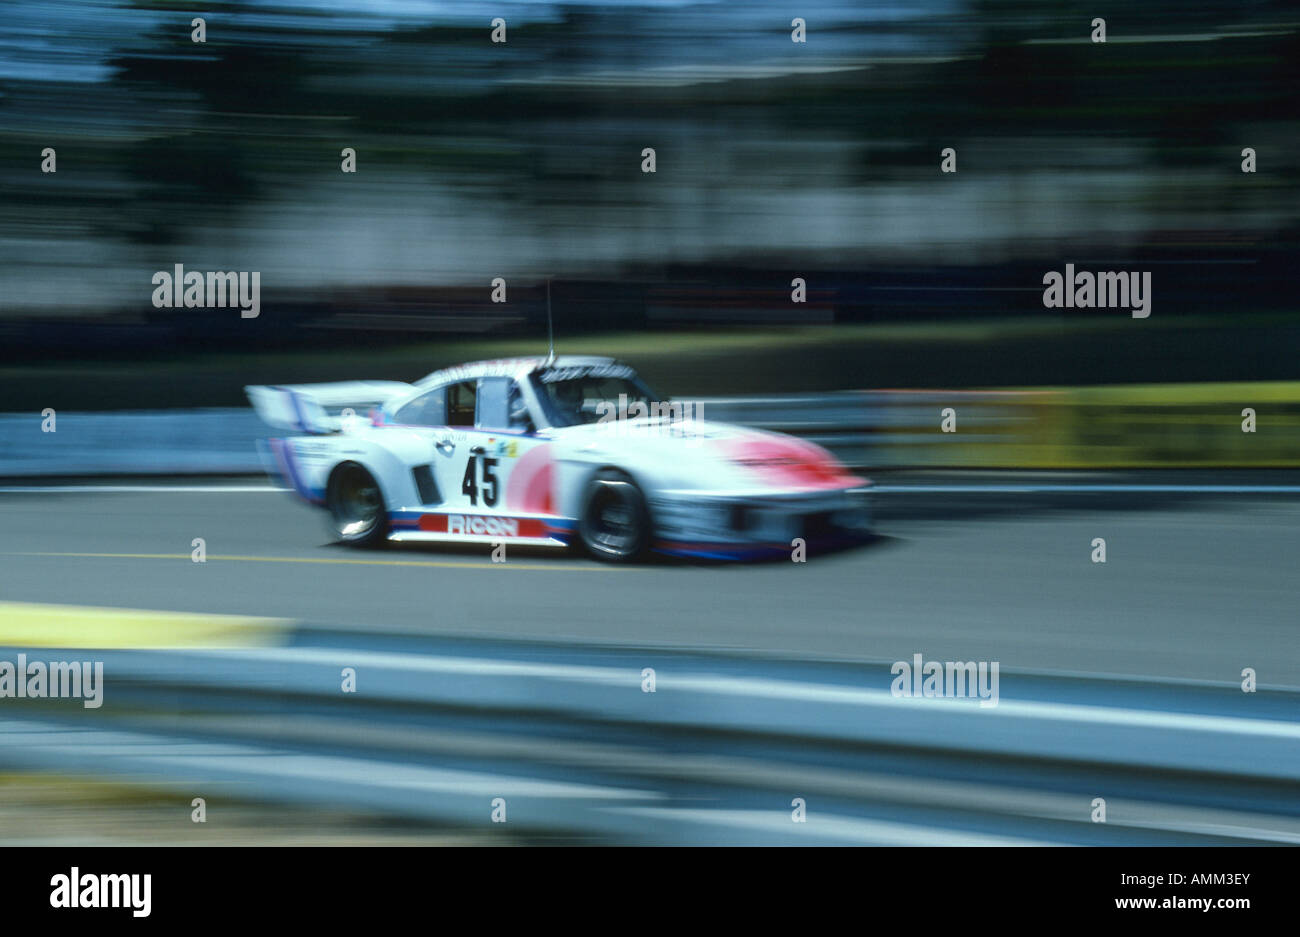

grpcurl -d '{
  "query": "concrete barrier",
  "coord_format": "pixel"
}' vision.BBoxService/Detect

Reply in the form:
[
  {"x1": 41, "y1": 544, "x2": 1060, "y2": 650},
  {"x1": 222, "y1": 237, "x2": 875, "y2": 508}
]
[
  {"x1": 3, "y1": 381, "x2": 1297, "y2": 477},
  {"x1": 0, "y1": 409, "x2": 266, "y2": 477}
]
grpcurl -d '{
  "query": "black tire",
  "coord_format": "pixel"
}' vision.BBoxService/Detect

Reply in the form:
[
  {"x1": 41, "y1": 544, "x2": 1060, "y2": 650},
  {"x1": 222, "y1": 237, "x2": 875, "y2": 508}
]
[
  {"x1": 578, "y1": 469, "x2": 651, "y2": 562},
  {"x1": 326, "y1": 461, "x2": 389, "y2": 548}
]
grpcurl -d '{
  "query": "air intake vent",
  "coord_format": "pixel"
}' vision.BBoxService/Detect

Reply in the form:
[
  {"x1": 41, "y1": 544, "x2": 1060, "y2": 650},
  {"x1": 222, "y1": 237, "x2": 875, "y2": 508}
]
[{"x1": 412, "y1": 465, "x2": 439, "y2": 504}]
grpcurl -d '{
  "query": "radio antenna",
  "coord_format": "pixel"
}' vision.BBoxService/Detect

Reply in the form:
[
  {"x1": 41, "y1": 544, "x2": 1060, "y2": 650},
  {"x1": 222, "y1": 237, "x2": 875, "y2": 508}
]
[{"x1": 545, "y1": 278, "x2": 555, "y2": 365}]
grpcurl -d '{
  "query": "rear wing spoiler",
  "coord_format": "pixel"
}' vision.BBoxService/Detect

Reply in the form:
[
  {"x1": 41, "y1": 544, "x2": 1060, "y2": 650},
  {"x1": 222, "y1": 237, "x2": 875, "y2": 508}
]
[{"x1": 245, "y1": 381, "x2": 413, "y2": 434}]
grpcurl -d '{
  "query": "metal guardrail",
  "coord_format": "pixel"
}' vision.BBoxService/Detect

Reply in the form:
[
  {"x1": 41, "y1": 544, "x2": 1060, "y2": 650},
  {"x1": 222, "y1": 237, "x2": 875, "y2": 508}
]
[{"x1": 2, "y1": 628, "x2": 1298, "y2": 845}]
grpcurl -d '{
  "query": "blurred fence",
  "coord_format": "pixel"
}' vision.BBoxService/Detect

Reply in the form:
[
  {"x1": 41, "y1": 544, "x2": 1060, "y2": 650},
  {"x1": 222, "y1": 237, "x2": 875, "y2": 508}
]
[
  {"x1": 4, "y1": 626, "x2": 1299, "y2": 844},
  {"x1": 2, "y1": 382, "x2": 1299, "y2": 477}
]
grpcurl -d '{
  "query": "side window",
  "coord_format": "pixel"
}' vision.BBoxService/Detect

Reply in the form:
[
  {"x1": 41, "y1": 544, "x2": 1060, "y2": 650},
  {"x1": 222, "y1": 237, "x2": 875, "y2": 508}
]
[
  {"x1": 447, "y1": 381, "x2": 476, "y2": 427},
  {"x1": 476, "y1": 377, "x2": 515, "y2": 431},
  {"x1": 393, "y1": 387, "x2": 446, "y2": 426}
]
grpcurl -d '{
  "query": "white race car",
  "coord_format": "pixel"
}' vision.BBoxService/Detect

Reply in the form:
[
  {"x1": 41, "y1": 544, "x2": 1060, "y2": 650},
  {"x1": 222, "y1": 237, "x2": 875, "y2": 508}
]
[{"x1": 247, "y1": 356, "x2": 871, "y2": 561}]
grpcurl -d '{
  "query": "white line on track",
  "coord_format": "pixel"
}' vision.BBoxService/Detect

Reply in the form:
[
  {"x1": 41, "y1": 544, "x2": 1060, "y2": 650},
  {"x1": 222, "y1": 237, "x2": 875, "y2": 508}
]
[{"x1": 0, "y1": 485, "x2": 286, "y2": 493}]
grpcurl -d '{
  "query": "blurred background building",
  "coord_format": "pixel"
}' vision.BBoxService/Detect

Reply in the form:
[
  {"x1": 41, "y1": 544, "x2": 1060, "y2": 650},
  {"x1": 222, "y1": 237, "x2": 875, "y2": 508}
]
[{"x1": 0, "y1": 0, "x2": 1295, "y2": 400}]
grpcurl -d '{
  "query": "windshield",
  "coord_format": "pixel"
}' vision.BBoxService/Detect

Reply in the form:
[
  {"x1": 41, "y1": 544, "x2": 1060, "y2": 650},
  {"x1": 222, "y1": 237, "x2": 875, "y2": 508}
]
[{"x1": 530, "y1": 367, "x2": 661, "y2": 428}]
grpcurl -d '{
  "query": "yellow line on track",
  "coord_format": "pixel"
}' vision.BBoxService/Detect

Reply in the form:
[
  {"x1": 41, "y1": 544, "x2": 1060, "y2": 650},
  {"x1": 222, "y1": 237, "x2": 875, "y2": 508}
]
[
  {"x1": 0, "y1": 601, "x2": 291, "y2": 649},
  {"x1": 2, "y1": 552, "x2": 634, "y2": 572}
]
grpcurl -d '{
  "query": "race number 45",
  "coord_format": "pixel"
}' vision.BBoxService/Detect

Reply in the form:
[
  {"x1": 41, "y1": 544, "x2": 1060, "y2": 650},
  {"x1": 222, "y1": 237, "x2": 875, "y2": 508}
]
[{"x1": 462, "y1": 453, "x2": 499, "y2": 506}]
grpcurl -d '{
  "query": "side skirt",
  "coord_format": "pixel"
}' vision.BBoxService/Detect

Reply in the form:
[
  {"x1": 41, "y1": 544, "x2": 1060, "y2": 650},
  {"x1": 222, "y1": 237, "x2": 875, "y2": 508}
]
[{"x1": 387, "y1": 509, "x2": 574, "y2": 548}]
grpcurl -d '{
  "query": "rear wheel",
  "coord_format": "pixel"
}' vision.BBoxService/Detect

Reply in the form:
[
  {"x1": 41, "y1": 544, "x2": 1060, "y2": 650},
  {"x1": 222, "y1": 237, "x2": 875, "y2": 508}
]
[
  {"x1": 578, "y1": 469, "x2": 651, "y2": 562},
  {"x1": 326, "y1": 462, "x2": 388, "y2": 547}
]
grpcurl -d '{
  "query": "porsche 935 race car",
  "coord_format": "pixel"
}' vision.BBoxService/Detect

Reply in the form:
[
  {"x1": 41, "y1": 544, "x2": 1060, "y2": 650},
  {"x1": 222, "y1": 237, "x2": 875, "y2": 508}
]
[{"x1": 246, "y1": 356, "x2": 871, "y2": 561}]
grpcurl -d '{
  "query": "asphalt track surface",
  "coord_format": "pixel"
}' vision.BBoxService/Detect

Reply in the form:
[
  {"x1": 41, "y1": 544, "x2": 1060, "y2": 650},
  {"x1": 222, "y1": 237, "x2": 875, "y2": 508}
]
[{"x1": 2, "y1": 476, "x2": 1297, "y2": 686}]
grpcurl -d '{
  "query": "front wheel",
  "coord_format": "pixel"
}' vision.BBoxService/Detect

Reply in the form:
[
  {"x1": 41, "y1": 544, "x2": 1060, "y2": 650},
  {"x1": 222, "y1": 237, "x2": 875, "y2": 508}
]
[
  {"x1": 326, "y1": 461, "x2": 389, "y2": 548},
  {"x1": 578, "y1": 469, "x2": 651, "y2": 562}
]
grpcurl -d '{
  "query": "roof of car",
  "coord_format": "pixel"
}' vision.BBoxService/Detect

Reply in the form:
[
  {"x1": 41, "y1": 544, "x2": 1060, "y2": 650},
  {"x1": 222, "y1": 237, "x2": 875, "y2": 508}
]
[{"x1": 417, "y1": 355, "x2": 620, "y2": 387}]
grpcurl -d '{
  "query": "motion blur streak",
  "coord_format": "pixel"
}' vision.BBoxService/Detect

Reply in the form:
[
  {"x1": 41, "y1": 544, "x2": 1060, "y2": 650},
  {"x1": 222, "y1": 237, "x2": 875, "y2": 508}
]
[
  {"x1": 1, "y1": 1, "x2": 1296, "y2": 329},
  {"x1": 1, "y1": 0, "x2": 1298, "y2": 845}
]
